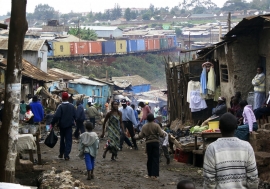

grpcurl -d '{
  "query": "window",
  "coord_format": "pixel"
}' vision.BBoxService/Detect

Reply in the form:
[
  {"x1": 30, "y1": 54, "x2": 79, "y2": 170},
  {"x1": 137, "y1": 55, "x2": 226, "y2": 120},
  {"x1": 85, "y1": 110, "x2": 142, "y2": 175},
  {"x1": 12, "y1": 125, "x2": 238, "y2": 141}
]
[
  {"x1": 120, "y1": 44, "x2": 122, "y2": 49},
  {"x1": 220, "y1": 65, "x2": 228, "y2": 82},
  {"x1": 60, "y1": 45, "x2": 63, "y2": 52}
]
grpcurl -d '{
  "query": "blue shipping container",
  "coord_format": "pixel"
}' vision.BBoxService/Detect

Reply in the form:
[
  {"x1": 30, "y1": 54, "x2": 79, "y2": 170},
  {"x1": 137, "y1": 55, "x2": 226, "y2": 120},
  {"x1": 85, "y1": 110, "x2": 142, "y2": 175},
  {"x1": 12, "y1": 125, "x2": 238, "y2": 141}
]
[
  {"x1": 102, "y1": 41, "x2": 116, "y2": 54},
  {"x1": 127, "y1": 40, "x2": 137, "y2": 53},
  {"x1": 166, "y1": 35, "x2": 177, "y2": 47},
  {"x1": 137, "y1": 39, "x2": 146, "y2": 51},
  {"x1": 47, "y1": 41, "x2": 54, "y2": 57}
]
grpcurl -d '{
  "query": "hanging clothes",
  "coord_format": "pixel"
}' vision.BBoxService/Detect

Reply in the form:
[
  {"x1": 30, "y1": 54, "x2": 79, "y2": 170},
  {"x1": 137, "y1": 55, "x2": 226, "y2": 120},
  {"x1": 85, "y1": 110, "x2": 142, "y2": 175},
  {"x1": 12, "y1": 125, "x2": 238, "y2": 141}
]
[
  {"x1": 187, "y1": 81, "x2": 201, "y2": 103},
  {"x1": 189, "y1": 90, "x2": 207, "y2": 112},
  {"x1": 200, "y1": 67, "x2": 207, "y2": 95},
  {"x1": 207, "y1": 66, "x2": 216, "y2": 95}
]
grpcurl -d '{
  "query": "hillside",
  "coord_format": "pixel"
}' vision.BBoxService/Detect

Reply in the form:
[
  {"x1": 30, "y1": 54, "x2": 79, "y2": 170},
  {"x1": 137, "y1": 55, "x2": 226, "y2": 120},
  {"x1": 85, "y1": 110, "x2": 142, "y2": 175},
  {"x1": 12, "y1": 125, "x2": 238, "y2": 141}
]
[{"x1": 48, "y1": 54, "x2": 167, "y2": 89}]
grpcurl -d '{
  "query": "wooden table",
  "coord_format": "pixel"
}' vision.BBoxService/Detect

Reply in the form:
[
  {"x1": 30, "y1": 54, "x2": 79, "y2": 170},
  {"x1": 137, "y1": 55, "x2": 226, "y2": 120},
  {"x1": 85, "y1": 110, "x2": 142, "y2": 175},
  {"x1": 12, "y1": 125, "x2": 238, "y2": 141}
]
[{"x1": 192, "y1": 132, "x2": 222, "y2": 166}]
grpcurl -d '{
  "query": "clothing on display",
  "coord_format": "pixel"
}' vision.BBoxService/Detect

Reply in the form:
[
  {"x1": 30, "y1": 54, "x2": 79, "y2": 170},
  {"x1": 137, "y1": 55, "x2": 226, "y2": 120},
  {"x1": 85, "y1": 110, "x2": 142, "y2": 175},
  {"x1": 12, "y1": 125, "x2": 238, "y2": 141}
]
[
  {"x1": 207, "y1": 66, "x2": 216, "y2": 95},
  {"x1": 189, "y1": 90, "x2": 207, "y2": 112},
  {"x1": 200, "y1": 67, "x2": 207, "y2": 95},
  {"x1": 187, "y1": 80, "x2": 201, "y2": 103}
]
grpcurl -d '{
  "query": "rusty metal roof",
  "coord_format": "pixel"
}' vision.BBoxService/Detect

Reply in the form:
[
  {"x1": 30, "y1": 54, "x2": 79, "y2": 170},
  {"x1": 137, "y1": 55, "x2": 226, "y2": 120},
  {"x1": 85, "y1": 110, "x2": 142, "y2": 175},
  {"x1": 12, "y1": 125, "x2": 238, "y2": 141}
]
[
  {"x1": 47, "y1": 68, "x2": 81, "y2": 80},
  {"x1": 225, "y1": 14, "x2": 270, "y2": 37},
  {"x1": 0, "y1": 37, "x2": 48, "y2": 51},
  {"x1": 1, "y1": 59, "x2": 57, "y2": 82}
]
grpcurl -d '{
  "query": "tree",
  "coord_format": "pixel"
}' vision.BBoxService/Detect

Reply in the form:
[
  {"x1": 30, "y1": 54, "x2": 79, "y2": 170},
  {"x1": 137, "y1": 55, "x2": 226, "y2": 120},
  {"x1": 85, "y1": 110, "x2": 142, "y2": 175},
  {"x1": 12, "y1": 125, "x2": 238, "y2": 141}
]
[
  {"x1": 175, "y1": 28, "x2": 182, "y2": 37},
  {"x1": 222, "y1": 0, "x2": 250, "y2": 11},
  {"x1": 111, "y1": 3, "x2": 121, "y2": 20},
  {"x1": 250, "y1": 0, "x2": 270, "y2": 10},
  {"x1": 149, "y1": 4, "x2": 155, "y2": 15},
  {"x1": 68, "y1": 27, "x2": 98, "y2": 41},
  {"x1": 0, "y1": 0, "x2": 28, "y2": 182},
  {"x1": 131, "y1": 11, "x2": 137, "y2": 19},
  {"x1": 142, "y1": 13, "x2": 151, "y2": 20},
  {"x1": 124, "y1": 8, "x2": 131, "y2": 21},
  {"x1": 192, "y1": 6, "x2": 207, "y2": 13},
  {"x1": 33, "y1": 4, "x2": 56, "y2": 21}
]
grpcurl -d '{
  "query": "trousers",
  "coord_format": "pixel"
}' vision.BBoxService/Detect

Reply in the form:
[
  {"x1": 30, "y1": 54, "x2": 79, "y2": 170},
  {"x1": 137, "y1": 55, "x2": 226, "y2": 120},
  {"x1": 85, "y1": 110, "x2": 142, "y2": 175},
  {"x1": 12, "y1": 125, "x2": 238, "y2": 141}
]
[
  {"x1": 123, "y1": 121, "x2": 137, "y2": 148},
  {"x1": 74, "y1": 121, "x2": 85, "y2": 139},
  {"x1": 146, "y1": 142, "x2": 159, "y2": 177},
  {"x1": 59, "y1": 127, "x2": 73, "y2": 158}
]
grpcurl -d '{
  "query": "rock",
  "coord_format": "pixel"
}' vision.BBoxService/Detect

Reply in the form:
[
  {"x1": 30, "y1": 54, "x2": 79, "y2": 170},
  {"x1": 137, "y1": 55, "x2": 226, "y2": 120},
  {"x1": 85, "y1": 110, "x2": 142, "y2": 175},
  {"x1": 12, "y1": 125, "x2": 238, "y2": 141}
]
[{"x1": 16, "y1": 159, "x2": 33, "y2": 171}]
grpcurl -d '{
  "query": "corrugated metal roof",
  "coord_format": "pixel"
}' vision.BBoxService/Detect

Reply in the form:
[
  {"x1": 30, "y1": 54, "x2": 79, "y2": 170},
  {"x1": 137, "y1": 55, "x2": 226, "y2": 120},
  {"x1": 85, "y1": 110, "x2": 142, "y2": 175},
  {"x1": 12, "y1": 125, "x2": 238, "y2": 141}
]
[
  {"x1": 47, "y1": 68, "x2": 82, "y2": 80},
  {"x1": 80, "y1": 26, "x2": 121, "y2": 31},
  {"x1": 225, "y1": 14, "x2": 270, "y2": 37},
  {"x1": 0, "y1": 38, "x2": 47, "y2": 51},
  {"x1": 69, "y1": 78, "x2": 106, "y2": 86},
  {"x1": 1, "y1": 58, "x2": 56, "y2": 82},
  {"x1": 112, "y1": 75, "x2": 151, "y2": 86}
]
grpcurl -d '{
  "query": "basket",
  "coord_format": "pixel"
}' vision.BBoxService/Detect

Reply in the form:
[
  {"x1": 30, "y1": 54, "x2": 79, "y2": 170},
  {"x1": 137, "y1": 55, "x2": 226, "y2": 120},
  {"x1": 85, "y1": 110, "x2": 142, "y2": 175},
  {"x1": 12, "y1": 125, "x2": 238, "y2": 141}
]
[{"x1": 208, "y1": 121, "x2": 219, "y2": 130}]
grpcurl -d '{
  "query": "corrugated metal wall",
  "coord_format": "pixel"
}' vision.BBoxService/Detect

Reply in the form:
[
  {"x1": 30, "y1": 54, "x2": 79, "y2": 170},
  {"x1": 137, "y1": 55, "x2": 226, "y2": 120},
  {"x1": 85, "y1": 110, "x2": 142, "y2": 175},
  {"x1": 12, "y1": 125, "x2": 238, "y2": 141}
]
[{"x1": 95, "y1": 29, "x2": 123, "y2": 38}]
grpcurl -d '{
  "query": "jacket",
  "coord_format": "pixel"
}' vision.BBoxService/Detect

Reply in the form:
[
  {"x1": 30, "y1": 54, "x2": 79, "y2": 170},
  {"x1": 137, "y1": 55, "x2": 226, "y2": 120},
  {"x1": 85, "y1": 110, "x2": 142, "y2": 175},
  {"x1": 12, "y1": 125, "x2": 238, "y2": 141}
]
[
  {"x1": 86, "y1": 106, "x2": 100, "y2": 118},
  {"x1": 252, "y1": 73, "x2": 265, "y2": 93},
  {"x1": 30, "y1": 102, "x2": 44, "y2": 122},
  {"x1": 78, "y1": 132, "x2": 99, "y2": 159},
  {"x1": 51, "y1": 102, "x2": 76, "y2": 128},
  {"x1": 76, "y1": 104, "x2": 85, "y2": 122},
  {"x1": 135, "y1": 122, "x2": 165, "y2": 143}
]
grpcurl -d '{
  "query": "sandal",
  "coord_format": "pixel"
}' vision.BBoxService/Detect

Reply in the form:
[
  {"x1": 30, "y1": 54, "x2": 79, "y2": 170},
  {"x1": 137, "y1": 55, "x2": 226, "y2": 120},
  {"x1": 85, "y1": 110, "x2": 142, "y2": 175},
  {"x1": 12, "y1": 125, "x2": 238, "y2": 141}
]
[{"x1": 144, "y1": 175, "x2": 149, "y2": 179}]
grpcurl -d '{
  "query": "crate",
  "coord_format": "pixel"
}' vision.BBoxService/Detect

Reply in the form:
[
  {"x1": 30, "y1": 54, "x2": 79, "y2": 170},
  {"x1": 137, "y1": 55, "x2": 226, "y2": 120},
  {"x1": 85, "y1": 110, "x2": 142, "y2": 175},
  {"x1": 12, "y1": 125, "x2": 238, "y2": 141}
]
[{"x1": 174, "y1": 148, "x2": 191, "y2": 163}]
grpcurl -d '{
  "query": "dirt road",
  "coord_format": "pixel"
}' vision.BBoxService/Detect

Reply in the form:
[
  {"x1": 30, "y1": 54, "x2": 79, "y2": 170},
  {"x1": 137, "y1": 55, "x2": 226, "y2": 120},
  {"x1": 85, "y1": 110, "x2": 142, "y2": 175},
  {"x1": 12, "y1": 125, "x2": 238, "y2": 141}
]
[{"x1": 39, "y1": 126, "x2": 204, "y2": 189}]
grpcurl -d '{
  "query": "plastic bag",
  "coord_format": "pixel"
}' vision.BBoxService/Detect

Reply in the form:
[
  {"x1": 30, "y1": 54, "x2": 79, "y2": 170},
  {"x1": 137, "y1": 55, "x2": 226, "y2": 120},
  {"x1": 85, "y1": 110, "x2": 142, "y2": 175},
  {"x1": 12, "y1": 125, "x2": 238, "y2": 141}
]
[{"x1": 44, "y1": 128, "x2": 58, "y2": 148}]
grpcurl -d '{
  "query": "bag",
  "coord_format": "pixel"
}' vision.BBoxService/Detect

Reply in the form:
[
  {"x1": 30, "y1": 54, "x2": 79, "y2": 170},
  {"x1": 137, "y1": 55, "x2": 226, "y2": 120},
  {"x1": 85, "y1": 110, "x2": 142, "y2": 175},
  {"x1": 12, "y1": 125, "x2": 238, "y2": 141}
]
[{"x1": 44, "y1": 128, "x2": 58, "y2": 148}]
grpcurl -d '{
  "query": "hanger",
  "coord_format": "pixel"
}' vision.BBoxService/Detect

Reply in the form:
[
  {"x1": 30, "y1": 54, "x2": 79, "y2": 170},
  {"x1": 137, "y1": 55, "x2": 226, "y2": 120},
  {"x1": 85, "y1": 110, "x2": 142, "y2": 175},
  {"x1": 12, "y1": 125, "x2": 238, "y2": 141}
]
[{"x1": 202, "y1": 61, "x2": 214, "y2": 68}]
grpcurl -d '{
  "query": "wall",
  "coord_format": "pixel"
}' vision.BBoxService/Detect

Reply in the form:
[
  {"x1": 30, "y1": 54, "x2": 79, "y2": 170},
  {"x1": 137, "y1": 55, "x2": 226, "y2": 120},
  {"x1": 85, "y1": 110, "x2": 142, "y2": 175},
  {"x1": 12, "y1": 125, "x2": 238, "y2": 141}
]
[
  {"x1": 216, "y1": 32, "x2": 260, "y2": 102},
  {"x1": 23, "y1": 51, "x2": 38, "y2": 67},
  {"x1": 39, "y1": 44, "x2": 48, "y2": 73},
  {"x1": 96, "y1": 29, "x2": 123, "y2": 38}
]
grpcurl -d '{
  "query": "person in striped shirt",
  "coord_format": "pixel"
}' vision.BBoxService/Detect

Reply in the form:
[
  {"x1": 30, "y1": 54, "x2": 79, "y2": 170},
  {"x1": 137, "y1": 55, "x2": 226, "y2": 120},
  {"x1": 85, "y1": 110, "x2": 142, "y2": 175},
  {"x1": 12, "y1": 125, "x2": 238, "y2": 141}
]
[{"x1": 203, "y1": 113, "x2": 258, "y2": 189}]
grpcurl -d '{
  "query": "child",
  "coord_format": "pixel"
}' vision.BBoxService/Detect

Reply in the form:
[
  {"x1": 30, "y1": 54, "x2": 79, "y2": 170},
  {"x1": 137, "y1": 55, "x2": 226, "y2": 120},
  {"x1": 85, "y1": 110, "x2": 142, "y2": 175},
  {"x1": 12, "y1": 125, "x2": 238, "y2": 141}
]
[
  {"x1": 158, "y1": 122, "x2": 170, "y2": 165},
  {"x1": 177, "y1": 180, "x2": 196, "y2": 189},
  {"x1": 24, "y1": 105, "x2": 34, "y2": 123},
  {"x1": 78, "y1": 122, "x2": 99, "y2": 180},
  {"x1": 45, "y1": 110, "x2": 54, "y2": 131}
]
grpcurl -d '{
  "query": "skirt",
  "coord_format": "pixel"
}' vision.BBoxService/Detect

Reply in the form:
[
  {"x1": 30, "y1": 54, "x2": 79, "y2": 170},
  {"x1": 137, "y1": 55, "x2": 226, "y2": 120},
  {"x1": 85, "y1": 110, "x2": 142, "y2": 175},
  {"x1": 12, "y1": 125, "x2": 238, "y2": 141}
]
[{"x1": 254, "y1": 92, "x2": 265, "y2": 110}]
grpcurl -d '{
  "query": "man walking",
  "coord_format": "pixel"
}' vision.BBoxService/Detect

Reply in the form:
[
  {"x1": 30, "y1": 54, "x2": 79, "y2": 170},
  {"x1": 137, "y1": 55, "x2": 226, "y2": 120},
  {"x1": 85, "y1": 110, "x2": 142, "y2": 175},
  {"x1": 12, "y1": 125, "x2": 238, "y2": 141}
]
[
  {"x1": 119, "y1": 99, "x2": 138, "y2": 150},
  {"x1": 138, "y1": 102, "x2": 151, "y2": 125},
  {"x1": 86, "y1": 102, "x2": 101, "y2": 128},
  {"x1": 74, "y1": 100, "x2": 85, "y2": 139},
  {"x1": 51, "y1": 92, "x2": 76, "y2": 160},
  {"x1": 203, "y1": 113, "x2": 258, "y2": 189}
]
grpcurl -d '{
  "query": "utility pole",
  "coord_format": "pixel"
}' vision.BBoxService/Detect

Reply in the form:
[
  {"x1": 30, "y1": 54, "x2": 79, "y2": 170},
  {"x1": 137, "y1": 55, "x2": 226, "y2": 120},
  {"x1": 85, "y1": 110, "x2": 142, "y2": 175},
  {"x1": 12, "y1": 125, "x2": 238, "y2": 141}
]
[
  {"x1": 228, "y1": 12, "x2": 231, "y2": 32},
  {"x1": 0, "y1": 0, "x2": 28, "y2": 182}
]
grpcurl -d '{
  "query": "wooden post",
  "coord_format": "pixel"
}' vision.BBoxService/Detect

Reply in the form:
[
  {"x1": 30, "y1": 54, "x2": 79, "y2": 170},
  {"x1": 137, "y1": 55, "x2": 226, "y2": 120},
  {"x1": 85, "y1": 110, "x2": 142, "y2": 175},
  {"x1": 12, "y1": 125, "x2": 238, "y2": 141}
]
[
  {"x1": 228, "y1": 12, "x2": 231, "y2": 32},
  {"x1": 0, "y1": 0, "x2": 28, "y2": 182}
]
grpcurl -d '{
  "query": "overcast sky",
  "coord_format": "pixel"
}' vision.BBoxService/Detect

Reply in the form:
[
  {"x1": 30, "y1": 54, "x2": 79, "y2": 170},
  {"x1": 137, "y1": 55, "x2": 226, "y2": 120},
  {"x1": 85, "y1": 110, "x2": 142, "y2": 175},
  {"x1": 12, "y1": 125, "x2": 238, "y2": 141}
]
[{"x1": 0, "y1": 0, "x2": 250, "y2": 15}]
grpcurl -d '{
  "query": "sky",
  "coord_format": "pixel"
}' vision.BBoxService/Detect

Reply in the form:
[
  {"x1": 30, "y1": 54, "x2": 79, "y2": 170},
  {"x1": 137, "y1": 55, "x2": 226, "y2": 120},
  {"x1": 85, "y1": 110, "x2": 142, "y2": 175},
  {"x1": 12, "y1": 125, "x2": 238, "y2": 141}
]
[{"x1": 0, "y1": 0, "x2": 235, "y2": 15}]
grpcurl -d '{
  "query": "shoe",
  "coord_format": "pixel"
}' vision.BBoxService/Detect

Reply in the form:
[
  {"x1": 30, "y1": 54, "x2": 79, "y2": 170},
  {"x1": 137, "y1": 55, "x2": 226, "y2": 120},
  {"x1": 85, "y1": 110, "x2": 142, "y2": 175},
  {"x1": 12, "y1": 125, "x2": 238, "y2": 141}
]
[
  {"x1": 58, "y1": 154, "x2": 63, "y2": 159},
  {"x1": 64, "y1": 157, "x2": 70, "y2": 161},
  {"x1": 166, "y1": 157, "x2": 170, "y2": 165}
]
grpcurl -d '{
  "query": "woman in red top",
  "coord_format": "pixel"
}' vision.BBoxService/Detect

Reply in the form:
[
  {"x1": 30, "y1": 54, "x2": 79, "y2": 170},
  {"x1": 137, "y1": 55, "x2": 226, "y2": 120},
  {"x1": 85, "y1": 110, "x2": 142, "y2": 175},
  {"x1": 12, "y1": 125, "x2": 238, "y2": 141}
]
[{"x1": 138, "y1": 102, "x2": 151, "y2": 125}]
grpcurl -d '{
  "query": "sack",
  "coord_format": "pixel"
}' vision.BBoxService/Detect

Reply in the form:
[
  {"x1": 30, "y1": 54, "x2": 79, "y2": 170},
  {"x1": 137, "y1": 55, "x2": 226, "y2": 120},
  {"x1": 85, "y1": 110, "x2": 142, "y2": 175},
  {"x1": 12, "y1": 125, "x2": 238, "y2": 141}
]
[{"x1": 44, "y1": 128, "x2": 58, "y2": 148}]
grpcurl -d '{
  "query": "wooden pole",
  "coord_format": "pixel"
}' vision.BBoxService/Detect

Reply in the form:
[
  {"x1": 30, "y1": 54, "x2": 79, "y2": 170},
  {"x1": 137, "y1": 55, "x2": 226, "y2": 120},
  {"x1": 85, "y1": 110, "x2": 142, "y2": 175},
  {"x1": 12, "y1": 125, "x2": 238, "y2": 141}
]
[
  {"x1": 228, "y1": 12, "x2": 231, "y2": 32},
  {"x1": 0, "y1": 0, "x2": 28, "y2": 182}
]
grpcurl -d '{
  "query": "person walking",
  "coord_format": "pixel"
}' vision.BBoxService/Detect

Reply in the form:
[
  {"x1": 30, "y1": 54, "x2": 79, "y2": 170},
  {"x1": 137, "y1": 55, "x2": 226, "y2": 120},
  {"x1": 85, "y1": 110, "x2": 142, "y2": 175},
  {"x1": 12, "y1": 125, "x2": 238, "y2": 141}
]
[
  {"x1": 74, "y1": 100, "x2": 86, "y2": 139},
  {"x1": 86, "y1": 102, "x2": 101, "y2": 128},
  {"x1": 51, "y1": 92, "x2": 76, "y2": 160},
  {"x1": 203, "y1": 113, "x2": 258, "y2": 189},
  {"x1": 135, "y1": 114, "x2": 166, "y2": 180},
  {"x1": 154, "y1": 105, "x2": 160, "y2": 118},
  {"x1": 30, "y1": 96, "x2": 44, "y2": 133},
  {"x1": 252, "y1": 66, "x2": 265, "y2": 109},
  {"x1": 78, "y1": 122, "x2": 99, "y2": 180},
  {"x1": 138, "y1": 102, "x2": 151, "y2": 125},
  {"x1": 119, "y1": 99, "x2": 138, "y2": 150},
  {"x1": 101, "y1": 101, "x2": 126, "y2": 160}
]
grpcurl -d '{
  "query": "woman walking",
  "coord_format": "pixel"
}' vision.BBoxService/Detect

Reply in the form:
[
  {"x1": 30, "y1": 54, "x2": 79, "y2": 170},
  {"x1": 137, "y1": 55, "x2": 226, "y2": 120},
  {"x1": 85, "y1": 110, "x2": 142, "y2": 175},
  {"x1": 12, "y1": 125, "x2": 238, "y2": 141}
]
[
  {"x1": 101, "y1": 101, "x2": 125, "y2": 160},
  {"x1": 235, "y1": 100, "x2": 258, "y2": 141},
  {"x1": 135, "y1": 113, "x2": 166, "y2": 179}
]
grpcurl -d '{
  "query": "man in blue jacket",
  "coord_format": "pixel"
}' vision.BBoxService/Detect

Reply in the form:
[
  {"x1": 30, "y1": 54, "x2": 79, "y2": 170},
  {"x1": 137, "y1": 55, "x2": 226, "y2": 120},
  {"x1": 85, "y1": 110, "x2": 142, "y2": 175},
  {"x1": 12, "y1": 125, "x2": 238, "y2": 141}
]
[
  {"x1": 74, "y1": 100, "x2": 85, "y2": 139},
  {"x1": 51, "y1": 92, "x2": 76, "y2": 160},
  {"x1": 30, "y1": 96, "x2": 44, "y2": 134}
]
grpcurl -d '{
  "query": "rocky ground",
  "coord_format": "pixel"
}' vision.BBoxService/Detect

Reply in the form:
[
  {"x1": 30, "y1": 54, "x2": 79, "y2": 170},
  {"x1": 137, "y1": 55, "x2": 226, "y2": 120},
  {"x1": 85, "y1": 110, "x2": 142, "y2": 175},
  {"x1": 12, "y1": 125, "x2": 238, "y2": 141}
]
[{"x1": 27, "y1": 124, "x2": 204, "y2": 189}]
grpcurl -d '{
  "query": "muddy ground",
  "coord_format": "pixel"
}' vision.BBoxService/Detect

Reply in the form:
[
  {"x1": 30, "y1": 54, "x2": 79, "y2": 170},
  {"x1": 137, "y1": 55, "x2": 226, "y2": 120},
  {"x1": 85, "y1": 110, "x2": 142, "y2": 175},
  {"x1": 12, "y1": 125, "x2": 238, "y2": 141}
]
[{"x1": 19, "y1": 125, "x2": 204, "y2": 189}]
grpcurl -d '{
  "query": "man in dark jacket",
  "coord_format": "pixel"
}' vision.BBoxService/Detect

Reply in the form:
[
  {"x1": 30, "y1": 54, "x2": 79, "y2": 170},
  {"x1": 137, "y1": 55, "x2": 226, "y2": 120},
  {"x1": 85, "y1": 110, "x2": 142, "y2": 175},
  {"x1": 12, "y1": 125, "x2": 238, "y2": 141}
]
[
  {"x1": 51, "y1": 92, "x2": 76, "y2": 160},
  {"x1": 74, "y1": 100, "x2": 85, "y2": 139}
]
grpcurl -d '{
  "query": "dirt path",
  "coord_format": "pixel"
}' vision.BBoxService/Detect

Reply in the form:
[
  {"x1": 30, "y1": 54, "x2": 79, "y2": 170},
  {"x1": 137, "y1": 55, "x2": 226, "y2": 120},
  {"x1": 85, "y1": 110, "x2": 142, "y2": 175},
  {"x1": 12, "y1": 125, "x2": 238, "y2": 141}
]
[{"x1": 39, "y1": 126, "x2": 204, "y2": 189}]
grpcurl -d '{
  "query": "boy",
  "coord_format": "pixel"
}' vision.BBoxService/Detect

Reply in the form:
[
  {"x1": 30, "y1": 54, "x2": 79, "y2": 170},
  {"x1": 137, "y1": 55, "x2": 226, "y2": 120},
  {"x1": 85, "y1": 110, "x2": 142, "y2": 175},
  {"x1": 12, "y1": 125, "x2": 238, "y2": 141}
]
[
  {"x1": 78, "y1": 122, "x2": 99, "y2": 180},
  {"x1": 177, "y1": 180, "x2": 196, "y2": 189},
  {"x1": 203, "y1": 113, "x2": 258, "y2": 189}
]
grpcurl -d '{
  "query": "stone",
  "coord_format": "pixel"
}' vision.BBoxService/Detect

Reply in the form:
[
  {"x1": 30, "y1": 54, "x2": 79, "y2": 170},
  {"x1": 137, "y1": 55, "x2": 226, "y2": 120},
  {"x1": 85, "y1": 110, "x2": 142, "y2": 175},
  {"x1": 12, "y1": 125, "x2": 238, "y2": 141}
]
[{"x1": 16, "y1": 159, "x2": 33, "y2": 171}]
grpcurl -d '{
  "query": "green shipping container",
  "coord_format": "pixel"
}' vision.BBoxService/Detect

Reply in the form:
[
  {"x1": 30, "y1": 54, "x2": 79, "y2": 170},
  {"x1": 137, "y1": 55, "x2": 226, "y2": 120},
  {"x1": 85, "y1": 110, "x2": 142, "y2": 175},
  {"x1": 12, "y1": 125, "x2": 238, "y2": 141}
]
[{"x1": 160, "y1": 38, "x2": 169, "y2": 49}]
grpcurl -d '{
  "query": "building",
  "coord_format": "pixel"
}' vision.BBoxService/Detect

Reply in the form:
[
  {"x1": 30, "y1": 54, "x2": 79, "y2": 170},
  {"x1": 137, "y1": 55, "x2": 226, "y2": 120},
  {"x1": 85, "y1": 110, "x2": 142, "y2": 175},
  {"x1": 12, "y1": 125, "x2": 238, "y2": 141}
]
[
  {"x1": 0, "y1": 37, "x2": 51, "y2": 72},
  {"x1": 104, "y1": 8, "x2": 147, "y2": 15},
  {"x1": 112, "y1": 75, "x2": 151, "y2": 94},
  {"x1": 80, "y1": 26, "x2": 123, "y2": 38}
]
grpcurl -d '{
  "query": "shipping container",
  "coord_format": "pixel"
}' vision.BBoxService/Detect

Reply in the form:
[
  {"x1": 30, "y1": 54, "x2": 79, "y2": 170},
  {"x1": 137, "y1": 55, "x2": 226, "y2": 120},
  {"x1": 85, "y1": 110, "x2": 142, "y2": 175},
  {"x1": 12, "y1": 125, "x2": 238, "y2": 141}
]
[
  {"x1": 144, "y1": 39, "x2": 154, "y2": 51},
  {"x1": 153, "y1": 38, "x2": 160, "y2": 50},
  {"x1": 167, "y1": 38, "x2": 174, "y2": 48},
  {"x1": 47, "y1": 41, "x2": 54, "y2": 57},
  {"x1": 70, "y1": 42, "x2": 89, "y2": 56},
  {"x1": 137, "y1": 39, "x2": 145, "y2": 51},
  {"x1": 88, "y1": 41, "x2": 102, "y2": 54},
  {"x1": 167, "y1": 35, "x2": 177, "y2": 47},
  {"x1": 160, "y1": 38, "x2": 168, "y2": 49},
  {"x1": 53, "y1": 42, "x2": 71, "y2": 56},
  {"x1": 102, "y1": 41, "x2": 116, "y2": 54},
  {"x1": 127, "y1": 39, "x2": 137, "y2": 53},
  {"x1": 116, "y1": 40, "x2": 127, "y2": 54}
]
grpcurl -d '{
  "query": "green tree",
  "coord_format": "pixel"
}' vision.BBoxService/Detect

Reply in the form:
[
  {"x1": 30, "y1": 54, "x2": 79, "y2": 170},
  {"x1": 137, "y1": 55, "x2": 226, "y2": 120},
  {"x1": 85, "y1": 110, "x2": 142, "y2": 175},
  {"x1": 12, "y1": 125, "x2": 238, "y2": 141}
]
[
  {"x1": 111, "y1": 3, "x2": 122, "y2": 20},
  {"x1": 142, "y1": 13, "x2": 151, "y2": 20},
  {"x1": 131, "y1": 11, "x2": 137, "y2": 19},
  {"x1": 222, "y1": 0, "x2": 250, "y2": 11},
  {"x1": 250, "y1": 0, "x2": 270, "y2": 9},
  {"x1": 33, "y1": 4, "x2": 57, "y2": 21},
  {"x1": 124, "y1": 8, "x2": 131, "y2": 21},
  {"x1": 175, "y1": 28, "x2": 182, "y2": 37},
  {"x1": 68, "y1": 27, "x2": 98, "y2": 41},
  {"x1": 192, "y1": 6, "x2": 207, "y2": 14}
]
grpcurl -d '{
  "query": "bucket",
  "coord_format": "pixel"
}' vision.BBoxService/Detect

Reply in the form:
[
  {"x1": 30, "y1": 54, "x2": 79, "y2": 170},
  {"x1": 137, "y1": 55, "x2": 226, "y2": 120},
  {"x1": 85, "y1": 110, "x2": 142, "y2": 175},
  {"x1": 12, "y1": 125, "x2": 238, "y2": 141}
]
[
  {"x1": 29, "y1": 126, "x2": 37, "y2": 134},
  {"x1": 22, "y1": 127, "x2": 29, "y2": 134},
  {"x1": 208, "y1": 121, "x2": 219, "y2": 130}
]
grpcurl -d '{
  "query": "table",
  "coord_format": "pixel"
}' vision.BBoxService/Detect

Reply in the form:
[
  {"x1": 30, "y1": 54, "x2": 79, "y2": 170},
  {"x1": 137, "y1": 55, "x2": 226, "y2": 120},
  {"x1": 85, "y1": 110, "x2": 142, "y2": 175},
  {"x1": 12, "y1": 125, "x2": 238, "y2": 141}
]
[
  {"x1": 192, "y1": 132, "x2": 222, "y2": 166},
  {"x1": 17, "y1": 132, "x2": 42, "y2": 165}
]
